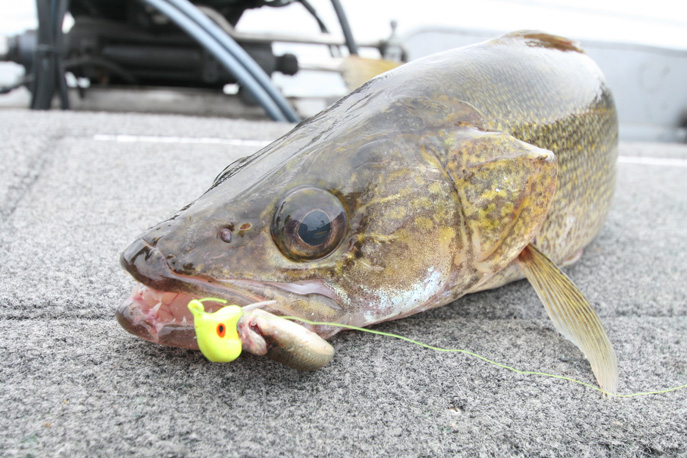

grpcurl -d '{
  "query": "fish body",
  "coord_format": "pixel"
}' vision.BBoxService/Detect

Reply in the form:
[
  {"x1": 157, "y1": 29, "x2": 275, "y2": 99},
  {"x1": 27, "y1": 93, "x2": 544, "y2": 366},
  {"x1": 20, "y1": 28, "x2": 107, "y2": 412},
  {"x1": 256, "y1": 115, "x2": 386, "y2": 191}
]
[{"x1": 118, "y1": 32, "x2": 618, "y2": 387}]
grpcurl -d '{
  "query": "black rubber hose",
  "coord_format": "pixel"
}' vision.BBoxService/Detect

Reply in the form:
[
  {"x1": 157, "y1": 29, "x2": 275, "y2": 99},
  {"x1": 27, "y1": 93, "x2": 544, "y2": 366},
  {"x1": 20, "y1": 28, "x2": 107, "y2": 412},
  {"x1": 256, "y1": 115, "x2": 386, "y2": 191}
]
[
  {"x1": 54, "y1": 0, "x2": 70, "y2": 109},
  {"x1": 142, "y1": 0, "x2": 290, "y2": 122},
  {"x1": 330, "y1": 0, "x2": 358, "y2": 56},
  {"x1": 31, "y1": 0, "x2": 56, "y2": 109},
  {"x1": 162, "y1": 0, "x2": 300, "y2": 122},
  {"x1": 31, "y1": 0, "x2": 69, "y2": 110}
]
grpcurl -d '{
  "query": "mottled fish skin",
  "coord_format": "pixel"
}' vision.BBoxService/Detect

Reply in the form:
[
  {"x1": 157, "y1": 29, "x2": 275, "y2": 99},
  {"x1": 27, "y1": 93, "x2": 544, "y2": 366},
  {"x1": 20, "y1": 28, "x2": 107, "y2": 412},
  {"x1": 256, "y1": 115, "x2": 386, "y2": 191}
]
[
  {"x1": 118, "y1": 31, "x2": 617, "y2": 350},
  {"x1": 460, "y1": 32, "x2": 618, "y2": 290}
]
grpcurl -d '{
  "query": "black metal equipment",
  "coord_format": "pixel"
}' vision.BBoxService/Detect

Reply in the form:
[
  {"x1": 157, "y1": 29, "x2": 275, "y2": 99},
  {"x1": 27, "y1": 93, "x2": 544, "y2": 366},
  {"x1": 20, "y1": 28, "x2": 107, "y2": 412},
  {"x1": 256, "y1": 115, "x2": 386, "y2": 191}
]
[
  {"x1": 1, "y1": 0, "x2": 375, "y2": 122},
  {"x1": 31, "y1": 0, "x2": 70, "y2": 110}
]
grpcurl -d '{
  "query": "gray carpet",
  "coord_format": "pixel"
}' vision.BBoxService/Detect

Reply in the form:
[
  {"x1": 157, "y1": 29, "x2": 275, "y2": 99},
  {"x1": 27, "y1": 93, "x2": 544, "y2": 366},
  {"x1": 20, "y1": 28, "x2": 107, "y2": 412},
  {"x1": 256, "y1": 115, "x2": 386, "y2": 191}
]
[{"x1": 1, "y1": 109, "x2": 685, "y2": 457}]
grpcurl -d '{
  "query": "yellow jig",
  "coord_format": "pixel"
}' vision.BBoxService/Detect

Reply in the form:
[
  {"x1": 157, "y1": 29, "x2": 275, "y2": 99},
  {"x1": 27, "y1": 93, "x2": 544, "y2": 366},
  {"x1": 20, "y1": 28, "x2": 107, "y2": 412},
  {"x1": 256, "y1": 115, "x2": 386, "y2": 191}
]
[{"x1": 187, "y1": 298, "x2": 243, "y2": 363}]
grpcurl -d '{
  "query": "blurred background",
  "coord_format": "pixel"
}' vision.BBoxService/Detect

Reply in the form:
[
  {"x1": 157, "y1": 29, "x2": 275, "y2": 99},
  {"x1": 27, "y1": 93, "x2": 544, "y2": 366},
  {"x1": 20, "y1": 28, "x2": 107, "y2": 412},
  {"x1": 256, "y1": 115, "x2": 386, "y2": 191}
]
[{"x1": 1, "y1": 0, "x2": 685, "y2": 142}]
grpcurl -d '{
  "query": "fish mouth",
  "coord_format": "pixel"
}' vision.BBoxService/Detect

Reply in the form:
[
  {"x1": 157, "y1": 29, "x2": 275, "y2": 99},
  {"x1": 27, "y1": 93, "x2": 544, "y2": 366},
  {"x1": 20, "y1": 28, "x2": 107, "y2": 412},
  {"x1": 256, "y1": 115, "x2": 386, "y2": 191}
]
[
  {"x1": 116, "y1": 238, "x2": 344, "y2": 349},
  {"x1": 117, "y1": 283, "x2": 210, "y2": 349}
]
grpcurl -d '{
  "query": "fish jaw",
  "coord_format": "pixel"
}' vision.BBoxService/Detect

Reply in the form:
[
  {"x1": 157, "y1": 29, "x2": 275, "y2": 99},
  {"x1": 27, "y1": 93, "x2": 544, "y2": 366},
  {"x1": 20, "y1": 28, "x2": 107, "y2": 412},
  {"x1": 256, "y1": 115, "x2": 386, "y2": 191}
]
[
  {"x1": 117, "y1": 237, "x2": 265, "y2": 349},
  {"x1": 116, "y1": 283, "x2": 203, "y2": 349},
  {"x1": 117, "y1": 237, "x2": 347, "y2": 349}
]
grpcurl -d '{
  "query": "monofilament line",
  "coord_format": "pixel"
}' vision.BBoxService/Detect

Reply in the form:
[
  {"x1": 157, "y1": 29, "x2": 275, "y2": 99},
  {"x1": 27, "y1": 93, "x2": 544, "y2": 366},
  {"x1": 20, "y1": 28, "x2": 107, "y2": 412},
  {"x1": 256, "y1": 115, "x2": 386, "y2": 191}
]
[{"x1": 281, "y1": 316, "x2": 686, "y2": 398}]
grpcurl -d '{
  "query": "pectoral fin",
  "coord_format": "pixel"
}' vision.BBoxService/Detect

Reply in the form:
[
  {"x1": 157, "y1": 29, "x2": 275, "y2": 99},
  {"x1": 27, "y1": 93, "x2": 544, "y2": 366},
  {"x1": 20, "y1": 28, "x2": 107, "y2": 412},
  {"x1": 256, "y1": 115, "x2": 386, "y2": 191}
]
[{"x1": 516, "y1": 244, "x2": 618, "y2": 394}]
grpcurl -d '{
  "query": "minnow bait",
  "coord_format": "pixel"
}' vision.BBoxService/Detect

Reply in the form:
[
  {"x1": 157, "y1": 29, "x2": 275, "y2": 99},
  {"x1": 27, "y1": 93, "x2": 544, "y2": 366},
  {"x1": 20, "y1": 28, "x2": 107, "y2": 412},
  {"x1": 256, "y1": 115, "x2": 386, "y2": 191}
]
[{"x1": 188, "y1": 298, "x2": 334, "y2": 369}]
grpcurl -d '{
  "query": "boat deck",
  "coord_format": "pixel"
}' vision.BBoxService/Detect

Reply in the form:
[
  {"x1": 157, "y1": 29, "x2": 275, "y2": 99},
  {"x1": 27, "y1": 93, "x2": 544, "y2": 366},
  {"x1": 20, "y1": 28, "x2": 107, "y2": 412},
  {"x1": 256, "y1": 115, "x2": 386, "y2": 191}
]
[{"x1": 1, "y1": 109, "x2": 685, "y2": 456}]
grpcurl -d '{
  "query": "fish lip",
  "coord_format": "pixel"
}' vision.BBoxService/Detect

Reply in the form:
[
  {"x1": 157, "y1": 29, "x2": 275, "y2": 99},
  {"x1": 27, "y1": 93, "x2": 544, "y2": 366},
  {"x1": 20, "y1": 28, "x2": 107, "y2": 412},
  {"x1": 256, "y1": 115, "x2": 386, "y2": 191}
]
[{"x1": 118, "y1": 238, "x2": 345, "y2": 348}]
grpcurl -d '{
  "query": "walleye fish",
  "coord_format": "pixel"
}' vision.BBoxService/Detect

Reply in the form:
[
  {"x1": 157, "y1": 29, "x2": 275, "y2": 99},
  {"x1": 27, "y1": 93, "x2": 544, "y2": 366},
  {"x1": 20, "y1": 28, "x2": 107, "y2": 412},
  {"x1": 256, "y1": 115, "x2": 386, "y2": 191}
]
[{"x1": 117, "y1": 31, "x2": 619, "y2": 392}]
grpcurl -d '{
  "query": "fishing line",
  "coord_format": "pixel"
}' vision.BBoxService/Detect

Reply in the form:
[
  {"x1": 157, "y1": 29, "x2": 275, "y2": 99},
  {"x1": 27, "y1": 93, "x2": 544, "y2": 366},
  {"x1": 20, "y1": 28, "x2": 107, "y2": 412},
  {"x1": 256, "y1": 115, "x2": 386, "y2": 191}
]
[
  {"x1": 279, "y1": 316, "x2": 687, "y2": 398},
  {"x1": 191, "y1": 298, "x2": 685, "y2": 397}
]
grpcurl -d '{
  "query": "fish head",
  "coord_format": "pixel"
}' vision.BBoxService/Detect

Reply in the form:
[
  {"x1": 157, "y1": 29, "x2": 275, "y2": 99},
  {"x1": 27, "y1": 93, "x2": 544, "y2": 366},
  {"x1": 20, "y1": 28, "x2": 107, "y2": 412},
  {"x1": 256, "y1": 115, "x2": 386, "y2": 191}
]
[{"x1": 118, "y1": 65, "x2": 557, "y2": 354}]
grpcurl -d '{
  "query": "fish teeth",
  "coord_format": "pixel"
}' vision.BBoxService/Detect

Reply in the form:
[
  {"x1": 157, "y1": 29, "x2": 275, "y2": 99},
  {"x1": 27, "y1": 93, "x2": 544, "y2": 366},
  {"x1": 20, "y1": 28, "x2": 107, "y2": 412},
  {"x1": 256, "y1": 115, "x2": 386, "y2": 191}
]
[{"x1": 151, "y1": 301, "x2": 162, "y2": 315}]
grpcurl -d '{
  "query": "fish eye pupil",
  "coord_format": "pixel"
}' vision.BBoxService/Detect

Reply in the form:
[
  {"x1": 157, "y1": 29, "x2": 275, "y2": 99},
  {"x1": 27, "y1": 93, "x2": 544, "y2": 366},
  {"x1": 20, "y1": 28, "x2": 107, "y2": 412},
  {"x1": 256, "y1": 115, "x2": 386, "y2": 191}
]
[
  {"x1": 298, "y1": 210, "x2": 331, "y2": 246},
  {"x1": 217, "y1": 323, "x2": 226, "y2": 338}
]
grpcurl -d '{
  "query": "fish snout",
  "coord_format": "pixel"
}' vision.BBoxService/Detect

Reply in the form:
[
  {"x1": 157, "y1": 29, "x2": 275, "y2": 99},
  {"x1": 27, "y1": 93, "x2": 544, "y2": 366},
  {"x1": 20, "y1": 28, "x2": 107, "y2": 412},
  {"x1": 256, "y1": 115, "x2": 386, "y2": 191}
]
[{"x1": 120, "y1": 237, "x2": 178, "y2": 292}]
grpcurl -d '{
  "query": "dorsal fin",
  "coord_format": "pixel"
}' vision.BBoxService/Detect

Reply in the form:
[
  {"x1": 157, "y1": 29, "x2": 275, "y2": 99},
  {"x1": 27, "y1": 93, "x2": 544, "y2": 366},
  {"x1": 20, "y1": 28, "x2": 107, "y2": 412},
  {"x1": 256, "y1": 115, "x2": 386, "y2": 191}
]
[{"x1": 498, "y1": 31, "x2": 585, "y2": 53}]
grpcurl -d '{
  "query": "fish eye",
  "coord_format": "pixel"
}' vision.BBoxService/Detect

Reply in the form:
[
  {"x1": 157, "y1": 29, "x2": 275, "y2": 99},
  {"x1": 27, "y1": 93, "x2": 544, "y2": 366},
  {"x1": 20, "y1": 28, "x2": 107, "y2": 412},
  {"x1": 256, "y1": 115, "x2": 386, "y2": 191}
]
[
  {"x1": 271, "y1": 187, "x2": 347, "y2": 261},
  {"x1": 217, "y1": 323, "x2": 226, "y2": 338}
]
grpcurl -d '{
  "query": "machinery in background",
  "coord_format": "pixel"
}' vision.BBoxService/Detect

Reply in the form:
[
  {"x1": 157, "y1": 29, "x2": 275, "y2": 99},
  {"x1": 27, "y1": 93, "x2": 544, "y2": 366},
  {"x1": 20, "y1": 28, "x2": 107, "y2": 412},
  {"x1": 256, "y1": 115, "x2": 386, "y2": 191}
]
[{"x1": 1, "y1": 0, "x2": 405, "y2": 121}]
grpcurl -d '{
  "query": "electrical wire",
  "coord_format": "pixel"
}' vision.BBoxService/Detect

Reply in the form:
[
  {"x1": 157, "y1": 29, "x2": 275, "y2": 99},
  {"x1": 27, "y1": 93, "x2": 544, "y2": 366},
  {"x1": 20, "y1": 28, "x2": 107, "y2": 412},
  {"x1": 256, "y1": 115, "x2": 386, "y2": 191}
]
[
  {"x1": 298, "y1": 0, "x2": 340, "y2": 57},
  {"x1": 298, "y1": 0, "x2": 330, "y2": 34}
]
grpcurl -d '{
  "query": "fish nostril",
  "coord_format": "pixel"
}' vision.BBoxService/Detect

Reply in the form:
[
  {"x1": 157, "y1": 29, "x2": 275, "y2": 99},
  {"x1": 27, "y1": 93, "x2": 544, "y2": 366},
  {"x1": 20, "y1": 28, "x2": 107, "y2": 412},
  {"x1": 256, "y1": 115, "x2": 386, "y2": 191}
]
[
  {"x1": 120, "y1": 238, "x2": 179, "y2": 290},
  {"x1": 219, "y1": 227, "x2": 233, "y2": 243}
]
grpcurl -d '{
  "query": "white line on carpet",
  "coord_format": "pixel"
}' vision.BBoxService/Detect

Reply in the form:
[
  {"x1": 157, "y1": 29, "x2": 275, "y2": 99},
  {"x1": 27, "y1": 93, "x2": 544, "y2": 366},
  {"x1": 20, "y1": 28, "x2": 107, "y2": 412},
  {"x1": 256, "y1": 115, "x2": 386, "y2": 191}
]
[
  {"x1": 617, "y1": 156, "x2": 687, "y2": 167},
  {"x1": 93, "y1": 134, "x2": 687, "y2": 167},
  {"x1": 93, "y1": 134, "x2": 270, "y2": 148}
]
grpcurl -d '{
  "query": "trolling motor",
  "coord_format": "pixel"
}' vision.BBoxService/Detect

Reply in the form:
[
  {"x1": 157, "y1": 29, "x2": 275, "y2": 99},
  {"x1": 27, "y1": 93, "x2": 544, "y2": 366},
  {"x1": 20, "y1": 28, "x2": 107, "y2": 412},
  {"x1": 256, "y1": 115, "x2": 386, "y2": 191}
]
[{"x1": 1, "y1": 0, "x2": 404, "y2": 121}]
